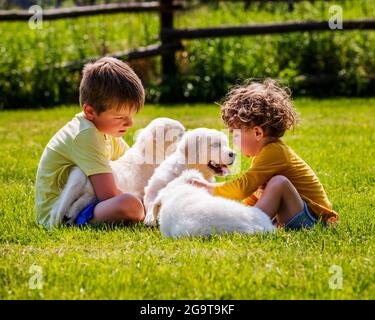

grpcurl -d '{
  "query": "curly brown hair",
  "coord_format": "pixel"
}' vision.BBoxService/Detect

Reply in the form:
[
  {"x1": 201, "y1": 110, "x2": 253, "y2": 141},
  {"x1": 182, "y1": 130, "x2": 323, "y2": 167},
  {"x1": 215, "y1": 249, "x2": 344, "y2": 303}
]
[{"x1": 220, "y1": 79, "x2": 299, "y2": 137}]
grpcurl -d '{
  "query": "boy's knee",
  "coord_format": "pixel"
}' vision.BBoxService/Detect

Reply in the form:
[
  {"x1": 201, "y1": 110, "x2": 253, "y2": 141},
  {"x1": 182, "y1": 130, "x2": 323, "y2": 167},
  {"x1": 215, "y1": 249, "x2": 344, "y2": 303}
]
[
  {"x1": 117, "y1": 194, "x2": 145, "y2": 223},
  {"x1": 267, "y1": 175, "x2": 290, "y2": 189}
]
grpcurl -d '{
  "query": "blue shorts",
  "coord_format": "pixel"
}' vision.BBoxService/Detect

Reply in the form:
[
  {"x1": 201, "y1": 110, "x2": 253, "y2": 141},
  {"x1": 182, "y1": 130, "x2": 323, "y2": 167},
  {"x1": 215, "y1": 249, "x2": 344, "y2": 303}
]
[
  {"x1": 284, "y1": 201, "x2": 318, "y2": 230},
  {"x1": 74, "y1": 201, "x2": 100, "y2": 226}
]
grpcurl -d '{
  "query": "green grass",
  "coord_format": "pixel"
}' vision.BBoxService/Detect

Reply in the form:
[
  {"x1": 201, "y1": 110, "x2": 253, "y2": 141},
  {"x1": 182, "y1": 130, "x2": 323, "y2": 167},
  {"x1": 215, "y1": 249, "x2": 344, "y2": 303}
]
[{"x1": 0, "y1": 98, "x2": 374, "y2": 299}]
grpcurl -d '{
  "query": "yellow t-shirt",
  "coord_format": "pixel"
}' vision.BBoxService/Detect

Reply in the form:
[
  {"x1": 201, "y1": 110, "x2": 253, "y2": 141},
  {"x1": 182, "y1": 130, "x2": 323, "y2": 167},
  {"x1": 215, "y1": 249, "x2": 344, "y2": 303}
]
[
  {"x1": 213, "y1": 139, "x2": 338, "y2": 223},
  {"x1": 35, "y1": 112, "x2": 128, "y2": 227}
]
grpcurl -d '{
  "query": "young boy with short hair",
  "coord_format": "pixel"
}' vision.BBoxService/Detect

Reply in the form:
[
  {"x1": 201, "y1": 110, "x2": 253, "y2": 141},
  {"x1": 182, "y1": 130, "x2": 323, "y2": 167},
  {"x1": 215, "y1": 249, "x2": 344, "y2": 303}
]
[
  {"x1": 192, "y1": 79, "x2": 338, "y2": 229},
  {"x1": 36, "y1": 57, "x2": 145, "y2": 228}
]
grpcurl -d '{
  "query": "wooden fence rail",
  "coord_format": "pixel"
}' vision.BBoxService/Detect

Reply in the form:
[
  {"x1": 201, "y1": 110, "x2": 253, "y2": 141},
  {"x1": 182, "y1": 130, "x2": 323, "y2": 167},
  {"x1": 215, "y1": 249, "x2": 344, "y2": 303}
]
[
  {"x1": 162, "y1": 18, "x2": 375, "y2": 40},
  {"x1": 0, "y1": 1, "x2": 183, "y2": 21},
  {"x1": 52, "y1": 42, "x2": 183, "y2": 71}
]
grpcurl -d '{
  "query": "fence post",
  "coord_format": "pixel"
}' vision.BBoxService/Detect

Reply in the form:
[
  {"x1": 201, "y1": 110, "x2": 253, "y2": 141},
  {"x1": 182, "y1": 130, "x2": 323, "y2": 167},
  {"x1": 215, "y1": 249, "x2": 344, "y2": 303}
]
[{"x1": 160, "y1": 0, "x2": 179, "y2": 101}]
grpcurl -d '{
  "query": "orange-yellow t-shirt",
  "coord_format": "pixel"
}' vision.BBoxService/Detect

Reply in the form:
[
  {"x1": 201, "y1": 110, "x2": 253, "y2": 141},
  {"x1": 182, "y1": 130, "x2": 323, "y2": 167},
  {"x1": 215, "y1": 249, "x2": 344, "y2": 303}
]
[{"x1": 213, "y1": 139, "x2": 338, "y2": 223}]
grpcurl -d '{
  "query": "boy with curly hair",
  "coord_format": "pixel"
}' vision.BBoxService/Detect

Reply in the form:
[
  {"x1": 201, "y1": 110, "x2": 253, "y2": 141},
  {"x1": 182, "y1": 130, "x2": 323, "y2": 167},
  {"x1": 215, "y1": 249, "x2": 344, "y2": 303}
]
[{"x1": 192, "y1": 79, "x2": 338, "y2": 229}]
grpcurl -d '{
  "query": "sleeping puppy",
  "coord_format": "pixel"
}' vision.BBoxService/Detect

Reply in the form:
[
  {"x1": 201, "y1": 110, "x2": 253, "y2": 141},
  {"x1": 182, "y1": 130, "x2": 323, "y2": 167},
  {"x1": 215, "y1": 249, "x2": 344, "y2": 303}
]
[
  {"x1": 49, "y1": 117, "x2": 185, "y2": 227},
  {"x1": 143, "y1": 128, "x2": 236, "y2": 222},
  {"x1": 147, "y1": 169, "x2": 275, "y2": 238}
]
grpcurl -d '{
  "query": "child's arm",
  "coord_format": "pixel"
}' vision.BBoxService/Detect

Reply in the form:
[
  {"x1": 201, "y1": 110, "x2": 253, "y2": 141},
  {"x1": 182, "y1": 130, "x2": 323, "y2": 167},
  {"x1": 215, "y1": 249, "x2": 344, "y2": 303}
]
[
  {"x1": 195, "y1": 143, "x2": 288, "y2": 200},
  {"x1": 189, "y1": 178, "x2": 218, "y2": 195},
  {"x1": 214, "y1": 144, "x2": 287, "y2": 200},
  {"x1": 88, "y1": 173, "x2": 145, "y2": 224},
  {"x1": 71, "y1": 129, "x2": 125, "y2": 200},
  {"x1": 89, "y1": 173, "x2": 122, "y2": 200}
]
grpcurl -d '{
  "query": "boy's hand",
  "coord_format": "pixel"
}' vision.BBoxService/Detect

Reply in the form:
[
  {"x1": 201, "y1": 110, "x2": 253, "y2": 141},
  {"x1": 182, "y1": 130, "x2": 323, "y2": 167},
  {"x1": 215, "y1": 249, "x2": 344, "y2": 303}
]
[{"x1": 188, "y1": 178, "x2": 215, "y2": 195}]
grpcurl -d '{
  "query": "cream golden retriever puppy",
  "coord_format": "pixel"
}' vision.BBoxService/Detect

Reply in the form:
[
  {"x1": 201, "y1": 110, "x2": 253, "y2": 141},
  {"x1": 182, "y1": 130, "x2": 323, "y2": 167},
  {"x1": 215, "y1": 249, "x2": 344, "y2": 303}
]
[
  {"x1": 49, "y1": 117, "x2": 185, "y2": 227},
  {"x1": 143, "y1": 128, "x2": 236, "y2": 224},
  {"x1": 147, "y1": 169, "x2": 275, "y2": 238}
]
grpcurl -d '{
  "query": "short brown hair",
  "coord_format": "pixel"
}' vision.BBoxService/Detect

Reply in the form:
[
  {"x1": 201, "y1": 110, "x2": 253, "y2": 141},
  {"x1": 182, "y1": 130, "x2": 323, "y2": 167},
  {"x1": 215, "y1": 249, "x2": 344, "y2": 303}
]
[
  {"x1": 220, "y1": 78, "x2": 299, "y2": 137},
  {"x1": 79, "y1": 57, "x2": 145, "y2": 114}
]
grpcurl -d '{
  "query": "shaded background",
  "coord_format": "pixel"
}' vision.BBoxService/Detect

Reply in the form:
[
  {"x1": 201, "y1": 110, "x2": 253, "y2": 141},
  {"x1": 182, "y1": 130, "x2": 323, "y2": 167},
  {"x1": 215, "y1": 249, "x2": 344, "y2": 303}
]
[{"x1": 0, "y1": 0, "x2": 374, "y2": 109}]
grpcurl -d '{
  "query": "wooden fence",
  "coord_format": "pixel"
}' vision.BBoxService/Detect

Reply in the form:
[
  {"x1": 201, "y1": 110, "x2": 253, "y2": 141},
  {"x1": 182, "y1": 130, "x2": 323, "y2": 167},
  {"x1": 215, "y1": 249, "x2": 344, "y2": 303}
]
[
  {"x1": 0, "y1": 2, "x2": 182, "y2": 21},
  {"x1": 1, "y1": 0, "x2": 375, "y2": 90}
]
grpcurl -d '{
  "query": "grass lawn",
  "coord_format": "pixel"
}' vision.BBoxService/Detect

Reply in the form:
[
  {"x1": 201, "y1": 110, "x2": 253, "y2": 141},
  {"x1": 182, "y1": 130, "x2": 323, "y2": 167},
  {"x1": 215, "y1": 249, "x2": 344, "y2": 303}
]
[{"x1": 0, "y1": 98, "x2": 374, "y2": 299}]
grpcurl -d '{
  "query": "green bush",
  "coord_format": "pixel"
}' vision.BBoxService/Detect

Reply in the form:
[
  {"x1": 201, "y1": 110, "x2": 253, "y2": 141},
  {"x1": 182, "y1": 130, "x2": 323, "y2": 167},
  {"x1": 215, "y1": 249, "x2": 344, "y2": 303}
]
[
  {"x1": 176, "y1": 30, "x2": 375, "y2": 102},
  {"x1": 0, "y1": 0, "x2": 374, "y2": 109}
]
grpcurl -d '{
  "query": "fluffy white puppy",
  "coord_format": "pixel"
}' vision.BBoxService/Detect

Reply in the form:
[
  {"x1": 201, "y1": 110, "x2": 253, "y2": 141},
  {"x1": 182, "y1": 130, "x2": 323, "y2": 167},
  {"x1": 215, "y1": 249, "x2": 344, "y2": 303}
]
[
  {"x1": 49, "y1": 117, "x2": 185, "y2": 227},
  {"x1": 147, "y1": 169, "x2": 275, "y2": 238},
  {"x1": 143, "y1": 128, "x2": 236, "y2": 221}
]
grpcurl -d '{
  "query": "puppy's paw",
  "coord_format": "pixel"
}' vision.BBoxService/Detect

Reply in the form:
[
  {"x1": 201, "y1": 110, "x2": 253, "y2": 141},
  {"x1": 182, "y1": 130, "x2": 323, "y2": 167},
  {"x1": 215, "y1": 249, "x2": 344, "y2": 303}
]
[{"x1": 143, "y1": 211, "x2": 155, "y2": 227}]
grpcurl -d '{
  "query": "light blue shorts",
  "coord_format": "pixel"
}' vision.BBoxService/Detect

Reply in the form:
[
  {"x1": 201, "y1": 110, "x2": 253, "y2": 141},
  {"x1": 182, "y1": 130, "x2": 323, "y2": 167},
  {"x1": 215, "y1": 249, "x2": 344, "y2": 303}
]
[{"x1": 285, "y1": 201, "x2": 318, "y2": 230}]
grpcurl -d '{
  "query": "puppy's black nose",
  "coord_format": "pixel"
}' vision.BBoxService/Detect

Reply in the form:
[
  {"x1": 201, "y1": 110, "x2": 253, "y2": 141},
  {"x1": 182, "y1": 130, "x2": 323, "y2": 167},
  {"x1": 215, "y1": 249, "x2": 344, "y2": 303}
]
[{"x1": 229, "y1": 152, "x2": 234, "y2": 158}]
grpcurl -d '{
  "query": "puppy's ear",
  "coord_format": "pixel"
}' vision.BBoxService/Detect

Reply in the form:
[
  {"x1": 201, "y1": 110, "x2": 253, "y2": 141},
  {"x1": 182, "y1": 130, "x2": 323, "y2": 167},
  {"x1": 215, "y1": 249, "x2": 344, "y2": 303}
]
[
  {"x1": 184, "y1": 135, "x2": 200, "y2": 164},
  {"x1": 134, "y1": 129, "x2": 144, "y2": 144},
  {"x1": 176, "y1": 136, "x2": 190, "y2": 163}
]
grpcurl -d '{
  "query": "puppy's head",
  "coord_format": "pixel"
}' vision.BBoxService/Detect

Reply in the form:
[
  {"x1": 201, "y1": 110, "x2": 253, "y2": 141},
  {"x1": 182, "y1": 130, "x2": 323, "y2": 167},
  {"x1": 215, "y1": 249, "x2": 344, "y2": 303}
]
[
  {"x1": 177, "y1": 128, "x2": 236, "y2": 177},
  {"x1": 136, "y1": 118, "x2": 185, "y2": 164}
]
